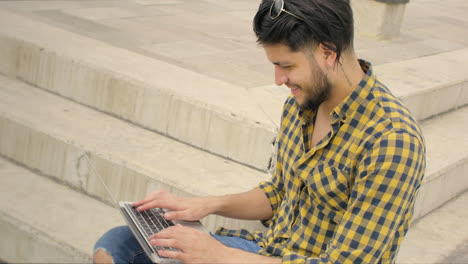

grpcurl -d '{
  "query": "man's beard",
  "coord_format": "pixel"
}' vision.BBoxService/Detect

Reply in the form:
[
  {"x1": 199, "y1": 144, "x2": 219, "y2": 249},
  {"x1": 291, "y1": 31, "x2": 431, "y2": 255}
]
[{"x1": 298, "y1": 65, "x2": 332, "y2": 111}]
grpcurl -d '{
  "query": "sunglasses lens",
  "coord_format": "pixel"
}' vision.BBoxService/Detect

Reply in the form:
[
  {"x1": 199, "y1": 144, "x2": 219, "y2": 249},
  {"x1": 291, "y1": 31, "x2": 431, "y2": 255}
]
[{"x1": 270, "y1": 0, "x2": 283, "y2": 18}]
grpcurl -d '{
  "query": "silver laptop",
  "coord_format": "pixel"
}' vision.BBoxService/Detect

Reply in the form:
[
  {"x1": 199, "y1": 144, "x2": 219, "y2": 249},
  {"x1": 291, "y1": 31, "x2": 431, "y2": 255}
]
[
  {"x1": 119, "y1": 201, "x2": 206, "y2": 263},
  {"x1": 85, "y1": 154, "x2": 207, "y2": 264}
]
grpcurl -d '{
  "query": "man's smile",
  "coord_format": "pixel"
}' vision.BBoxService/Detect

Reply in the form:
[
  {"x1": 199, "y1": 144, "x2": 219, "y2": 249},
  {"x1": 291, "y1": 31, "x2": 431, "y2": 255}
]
[
  {"x1": 287, "y1": 84, "x2": 301, "y2": 96},
  {"x1": 291, "y1": 87, "x2": 300, "y2": 96}
]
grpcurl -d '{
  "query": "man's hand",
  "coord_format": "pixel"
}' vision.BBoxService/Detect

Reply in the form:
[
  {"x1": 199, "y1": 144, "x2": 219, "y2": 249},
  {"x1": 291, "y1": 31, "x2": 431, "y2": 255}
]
[
  {"x1": 133, "y1": 188, "x2": 273, "y2": 222},
  {"x1": 132, "y1": 190, "x2": 215, "y2": 221},
  {"x1": 150, "y1": 225, "x2": 227, "y2": 263},
  {"x1": 149, "y1": 225, "x2": 281, "y2": 264}
]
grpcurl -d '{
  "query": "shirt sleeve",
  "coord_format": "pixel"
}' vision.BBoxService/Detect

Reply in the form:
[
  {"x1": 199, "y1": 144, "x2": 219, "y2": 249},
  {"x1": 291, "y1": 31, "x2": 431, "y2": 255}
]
[
  {"x1": 281, "y1": 130, "x2": 426, "y2": 264},
  {"x1": 258, "y1": 155, "x2": 285, "y2": 227}
]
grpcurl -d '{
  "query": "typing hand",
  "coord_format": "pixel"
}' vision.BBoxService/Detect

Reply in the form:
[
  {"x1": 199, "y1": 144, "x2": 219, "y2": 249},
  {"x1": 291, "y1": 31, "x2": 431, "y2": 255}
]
[
  {"x1": 149, "y1": 225, "x2": 281, "y2": 264},
  {"x1": 132, "y1": 190, "x2": 215, "y2": 221},
  {"x1": 149, "y1": 225, "x2": 228, "y2": 264}
]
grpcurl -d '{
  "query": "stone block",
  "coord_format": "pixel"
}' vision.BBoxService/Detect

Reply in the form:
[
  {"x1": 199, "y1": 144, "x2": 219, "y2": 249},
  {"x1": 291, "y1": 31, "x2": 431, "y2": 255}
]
[{"x1": 352, "y1": 0, "x2": 408, "y2": 40}]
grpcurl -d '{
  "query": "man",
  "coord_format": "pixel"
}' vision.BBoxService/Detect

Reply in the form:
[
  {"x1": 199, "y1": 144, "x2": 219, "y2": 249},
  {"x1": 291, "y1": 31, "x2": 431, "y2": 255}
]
[{"x1": 94, "y1": 0, "x2": 425, "y2": 263}]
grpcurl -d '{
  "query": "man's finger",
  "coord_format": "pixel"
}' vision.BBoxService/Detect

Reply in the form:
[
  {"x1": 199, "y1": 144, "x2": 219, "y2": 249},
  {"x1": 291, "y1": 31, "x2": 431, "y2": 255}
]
[
  {"x1": 152, "y1": 225, "x2": 190, "y2": 241},
  {"x1": 150, "y1": 238, "x2": 180, "y2": 250},
  {"x1": 132, "y1": 198, "x2": 153, "y2": 207},
  {"x1": 152, "y1": 226, "x2": 178, "y2": 239},
  {"x1": 163, "y1": 210, "x2": 186, "y2": 221},
  {"x1": 135, "y1": 200, "x2": 159, "y2": 211},
  {"x1": 132, "y1": 190, "x2": 169, "y2": 207},
  {"x1": 136, "y1": 199, "x2": 176, "y2": 212},
  {"x1": 157, "y1": 249, "x2": 186, "y2": 261},
  {"x1": 132, "y1": 195, "x2": 159, "y2": 207}
]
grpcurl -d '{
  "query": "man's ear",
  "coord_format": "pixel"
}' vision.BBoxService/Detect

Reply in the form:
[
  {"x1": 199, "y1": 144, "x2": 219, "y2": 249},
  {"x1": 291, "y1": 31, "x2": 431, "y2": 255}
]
[{"x1": 318, "y1": 43, "x2": 337, "y2": 71}]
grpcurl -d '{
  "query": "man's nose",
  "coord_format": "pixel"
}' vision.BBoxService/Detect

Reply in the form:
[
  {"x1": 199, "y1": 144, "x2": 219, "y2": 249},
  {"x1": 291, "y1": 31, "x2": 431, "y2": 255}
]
[{"x1": 275, "y1": 66, "x2": 288, "y2": 86}]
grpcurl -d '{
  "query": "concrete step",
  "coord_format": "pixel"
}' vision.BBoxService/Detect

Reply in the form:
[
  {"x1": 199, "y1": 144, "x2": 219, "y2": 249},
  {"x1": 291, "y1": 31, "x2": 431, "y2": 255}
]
[
  {"x1": 1, "y1": 72, "x2": 467, "y2": 225},
  {"x1": 1, "y1": 154, "x2": 466, "y2": 264},
  {"x1": 412, "y1": 106, "x2": 468, "y2": 220},
  {"x1": 0, "y1": 156, "x2": 123, "y2": 263},
  {"x1": 0, "y1": 9, "x2": 277, "y2": 171},
  {"x1": 1, "y1": 9, "x2": 467, "y2": 171},
  {"x1": 0, "y1": 74, "x2": 267, "y2": 232},
  {"x1": 397, "y1": 190, "x2": 468, "y2": 264},
  {"x1": 374, "y1": 49, "x2": 468, "y2": 121}
]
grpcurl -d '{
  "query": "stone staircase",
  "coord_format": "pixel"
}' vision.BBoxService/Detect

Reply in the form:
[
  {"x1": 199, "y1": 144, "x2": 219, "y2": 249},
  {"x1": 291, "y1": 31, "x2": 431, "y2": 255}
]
[{"x1": 0, "y1": 0, "x2": 467, "y2": 263}]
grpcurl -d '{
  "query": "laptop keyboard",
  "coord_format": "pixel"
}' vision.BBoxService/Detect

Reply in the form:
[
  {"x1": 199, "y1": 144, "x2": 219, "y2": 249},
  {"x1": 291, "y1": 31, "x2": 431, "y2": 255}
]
[{"x1": 124, "y1": 204, "x2": 179, "y2": 254}]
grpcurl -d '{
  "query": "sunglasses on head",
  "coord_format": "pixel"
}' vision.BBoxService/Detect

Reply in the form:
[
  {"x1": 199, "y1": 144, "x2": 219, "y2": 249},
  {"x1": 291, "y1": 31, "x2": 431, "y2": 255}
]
[{"x1": 269, "y1": 0, "x2": 302, "y2": 20}]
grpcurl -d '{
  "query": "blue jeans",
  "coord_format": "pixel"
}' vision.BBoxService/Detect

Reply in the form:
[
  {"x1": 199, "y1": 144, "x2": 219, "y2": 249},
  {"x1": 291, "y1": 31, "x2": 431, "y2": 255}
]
[{"x1": 94, "y1": 226, "x2": 263, "y2": 263}]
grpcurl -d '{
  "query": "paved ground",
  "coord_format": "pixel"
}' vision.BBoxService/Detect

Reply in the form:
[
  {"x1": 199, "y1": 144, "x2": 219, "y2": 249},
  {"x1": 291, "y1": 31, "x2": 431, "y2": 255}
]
[
  {"x1": 396, "y1": 190, "x2": 468, "y2": 263},
  {"x1": 443, "y1": 240, "x2": 468, "y2": 263},
  {"x1": 0, "y1": 0, "x2": 467, "y2": 90}
]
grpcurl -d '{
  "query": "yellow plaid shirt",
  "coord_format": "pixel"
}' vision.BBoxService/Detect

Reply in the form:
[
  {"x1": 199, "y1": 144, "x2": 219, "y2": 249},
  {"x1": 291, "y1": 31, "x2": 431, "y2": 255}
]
[{"x1": 216, "y1": 60, "x2": 426, "y2": 263}]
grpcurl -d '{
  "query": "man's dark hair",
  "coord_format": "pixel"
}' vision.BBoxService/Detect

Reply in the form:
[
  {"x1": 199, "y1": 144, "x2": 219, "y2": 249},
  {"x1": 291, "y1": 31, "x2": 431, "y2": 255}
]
[{"x1": 253, "y1": 0, "x2": 354, "y2": 61}]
